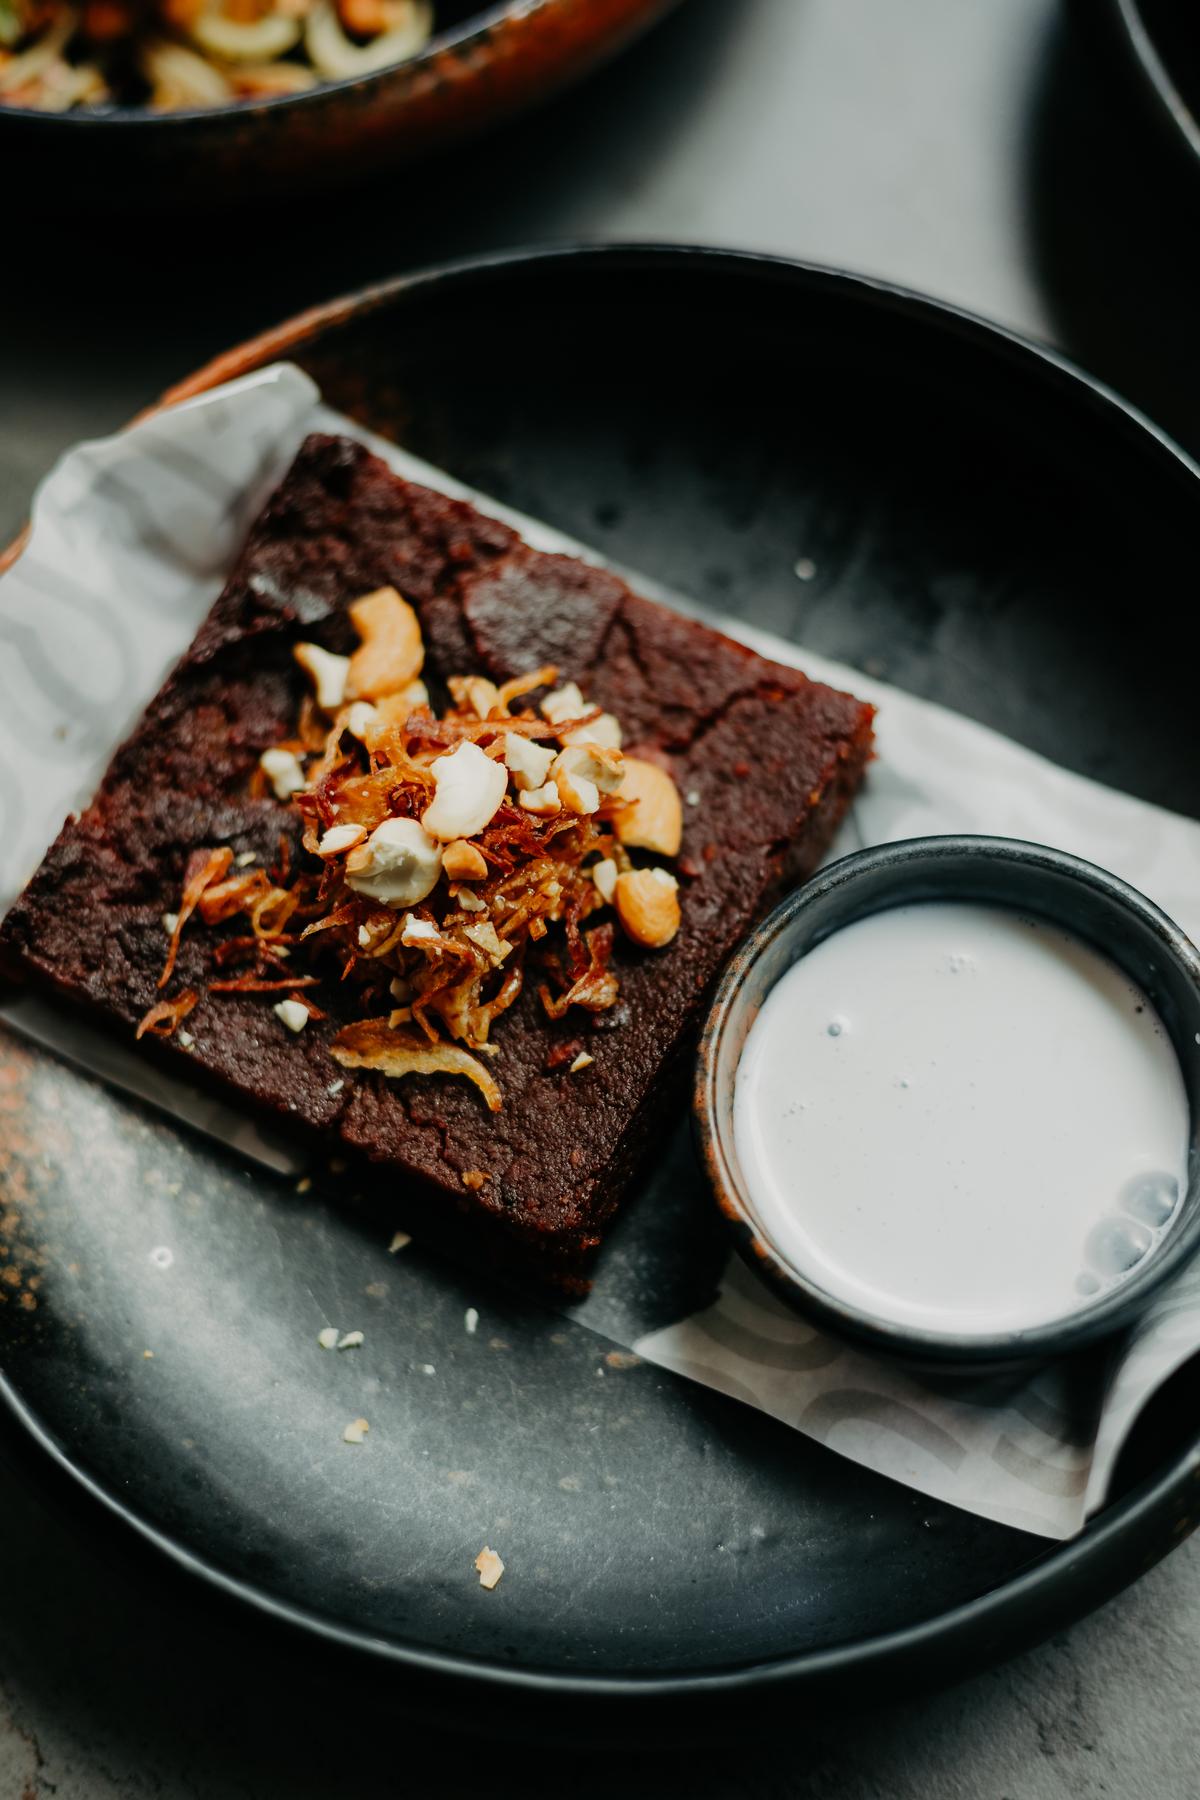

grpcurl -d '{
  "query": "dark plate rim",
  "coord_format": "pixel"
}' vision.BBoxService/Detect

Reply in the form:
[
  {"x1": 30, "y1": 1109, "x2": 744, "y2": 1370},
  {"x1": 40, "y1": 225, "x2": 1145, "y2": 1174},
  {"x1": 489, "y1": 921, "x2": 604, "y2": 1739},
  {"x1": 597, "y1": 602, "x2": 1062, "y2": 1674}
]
[
  {"x1": 0, "y1": 0, "x2": 647, "y2": 129},
  {"x1": 4, "y1": 242, "x2": 1200, "y2": 1704},
  {"x1": 1104, "y1": 0, "x2": 1200, "y2": 164}
]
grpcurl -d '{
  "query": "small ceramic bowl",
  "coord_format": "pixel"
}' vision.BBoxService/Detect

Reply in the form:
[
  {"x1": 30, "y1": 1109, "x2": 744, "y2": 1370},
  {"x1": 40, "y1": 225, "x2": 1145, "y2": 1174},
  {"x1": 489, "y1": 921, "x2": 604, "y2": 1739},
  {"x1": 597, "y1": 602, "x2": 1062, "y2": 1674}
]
[{"x1": 695, "y1": 836, "x2": 1200, "y2": 1370}]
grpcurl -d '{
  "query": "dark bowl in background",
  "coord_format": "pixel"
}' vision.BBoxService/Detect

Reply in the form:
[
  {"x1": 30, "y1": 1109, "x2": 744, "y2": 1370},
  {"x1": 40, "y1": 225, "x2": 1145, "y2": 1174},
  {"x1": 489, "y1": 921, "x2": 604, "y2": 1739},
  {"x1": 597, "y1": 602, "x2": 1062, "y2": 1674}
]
[
  {"x1": 0, "y1": 0, "x2": 682, "y2": 204},
  {"x1": 697, "y1": 835, "x2": 1200, "y2": 1372},
  {"x1": 1093, "y1": 0, "x2": 1200, "y2": 171}
]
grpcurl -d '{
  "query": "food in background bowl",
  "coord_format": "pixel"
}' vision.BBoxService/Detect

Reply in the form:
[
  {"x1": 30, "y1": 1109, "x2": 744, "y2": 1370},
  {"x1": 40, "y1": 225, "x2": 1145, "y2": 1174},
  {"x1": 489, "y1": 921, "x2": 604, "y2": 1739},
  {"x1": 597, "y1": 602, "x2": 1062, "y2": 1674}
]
[
  {"x1": 0, "y1": 0, "x2": 686, "y2": 201},
  {"x1": 0, "y1": 0, "x2": 432, "y2": 108}
]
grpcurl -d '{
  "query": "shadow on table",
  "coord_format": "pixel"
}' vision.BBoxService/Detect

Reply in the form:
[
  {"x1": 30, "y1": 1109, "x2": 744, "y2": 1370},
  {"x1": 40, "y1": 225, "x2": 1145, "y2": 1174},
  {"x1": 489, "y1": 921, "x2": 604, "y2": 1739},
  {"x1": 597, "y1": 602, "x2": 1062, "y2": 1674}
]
[{"x1": 1022, "y1": 5, "x2": 1200, "y2": 459}]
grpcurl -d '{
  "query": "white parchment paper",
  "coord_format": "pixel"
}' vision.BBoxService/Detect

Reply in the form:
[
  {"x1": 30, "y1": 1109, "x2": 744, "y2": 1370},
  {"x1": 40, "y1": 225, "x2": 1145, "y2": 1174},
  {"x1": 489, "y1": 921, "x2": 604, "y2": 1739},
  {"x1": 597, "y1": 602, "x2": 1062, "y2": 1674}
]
[{"x1": 3, "y1": 361, "x2": 1200, "y2": 1541}]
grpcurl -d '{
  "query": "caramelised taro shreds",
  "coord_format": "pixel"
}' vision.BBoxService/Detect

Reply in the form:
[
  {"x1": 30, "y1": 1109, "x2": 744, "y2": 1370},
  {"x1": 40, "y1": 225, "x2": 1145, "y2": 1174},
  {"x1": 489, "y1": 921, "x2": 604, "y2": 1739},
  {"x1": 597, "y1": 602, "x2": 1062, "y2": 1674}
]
[{"x1": 140, "y1": 587, "x2": 683, "y2": 1107}]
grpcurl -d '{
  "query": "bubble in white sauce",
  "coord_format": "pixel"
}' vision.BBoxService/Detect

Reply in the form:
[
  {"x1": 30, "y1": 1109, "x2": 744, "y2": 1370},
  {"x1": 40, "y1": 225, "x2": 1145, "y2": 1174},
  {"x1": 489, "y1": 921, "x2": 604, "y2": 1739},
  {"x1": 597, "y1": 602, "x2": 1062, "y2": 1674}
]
[
  {"x1": 1085, "y1": 1217, "x2": 1153, "y2": 1278},
  {"x1": 1121, "y1": 1172, "x2": 1180, "y2": 1229}
]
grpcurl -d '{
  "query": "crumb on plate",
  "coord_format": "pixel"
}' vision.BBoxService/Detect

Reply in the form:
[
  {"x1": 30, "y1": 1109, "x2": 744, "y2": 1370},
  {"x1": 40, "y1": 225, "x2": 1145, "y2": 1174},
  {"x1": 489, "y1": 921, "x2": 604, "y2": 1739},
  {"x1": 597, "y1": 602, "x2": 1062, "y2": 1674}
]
[{"x1": 475, "y1": 1546, "x2": 505, "y2": 1590}]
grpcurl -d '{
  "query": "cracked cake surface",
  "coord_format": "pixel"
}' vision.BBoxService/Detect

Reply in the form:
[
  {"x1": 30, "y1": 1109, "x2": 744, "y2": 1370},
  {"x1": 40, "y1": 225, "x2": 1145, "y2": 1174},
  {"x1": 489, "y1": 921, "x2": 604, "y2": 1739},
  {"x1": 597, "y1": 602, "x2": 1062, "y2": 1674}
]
[{"x1": 0, "y1": 434, "x2": 876, "y2": 1285}]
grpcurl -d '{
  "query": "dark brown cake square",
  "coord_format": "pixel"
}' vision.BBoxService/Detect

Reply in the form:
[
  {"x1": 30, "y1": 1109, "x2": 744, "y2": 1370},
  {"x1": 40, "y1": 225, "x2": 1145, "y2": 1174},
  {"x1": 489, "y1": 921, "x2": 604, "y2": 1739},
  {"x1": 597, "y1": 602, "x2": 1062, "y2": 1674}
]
[{"x1": 0, "y1": 435, "x2": 875, "y2": 1285}]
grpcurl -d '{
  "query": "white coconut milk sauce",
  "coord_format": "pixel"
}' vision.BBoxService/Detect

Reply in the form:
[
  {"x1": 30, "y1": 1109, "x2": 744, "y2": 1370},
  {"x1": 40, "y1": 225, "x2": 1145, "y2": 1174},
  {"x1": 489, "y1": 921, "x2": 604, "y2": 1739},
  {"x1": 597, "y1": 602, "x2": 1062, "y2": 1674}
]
[{"x1": 733, "y1": 902, "x2": 1191, "y2": 1335}]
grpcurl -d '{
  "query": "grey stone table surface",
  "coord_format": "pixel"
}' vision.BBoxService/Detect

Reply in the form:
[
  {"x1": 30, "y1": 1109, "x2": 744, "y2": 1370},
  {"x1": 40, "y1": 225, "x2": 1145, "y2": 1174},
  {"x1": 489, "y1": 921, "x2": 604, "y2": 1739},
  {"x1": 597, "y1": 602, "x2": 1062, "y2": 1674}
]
[{"x1": 3, "y1": 0, "x2": 1200, "y2": 1793}]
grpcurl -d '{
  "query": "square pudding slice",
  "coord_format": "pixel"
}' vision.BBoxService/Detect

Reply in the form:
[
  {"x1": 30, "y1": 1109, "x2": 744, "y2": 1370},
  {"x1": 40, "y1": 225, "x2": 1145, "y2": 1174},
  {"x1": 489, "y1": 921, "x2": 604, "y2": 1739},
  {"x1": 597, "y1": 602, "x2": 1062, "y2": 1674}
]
[{"x1": 0, "y1": 435, "x2": 875, "y2": 1286}]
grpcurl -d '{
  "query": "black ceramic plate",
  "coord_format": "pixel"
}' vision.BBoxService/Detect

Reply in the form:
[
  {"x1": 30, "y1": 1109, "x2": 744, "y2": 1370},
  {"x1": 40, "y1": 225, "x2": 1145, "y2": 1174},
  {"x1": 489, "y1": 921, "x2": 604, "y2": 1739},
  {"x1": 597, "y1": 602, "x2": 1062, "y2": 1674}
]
[
  {"x1": 1, "y1": 248, "x2": 1199, "y2": 1729},
  {"x1": 1097, "y1": 0, "x2": 1200, "y2": 167}
]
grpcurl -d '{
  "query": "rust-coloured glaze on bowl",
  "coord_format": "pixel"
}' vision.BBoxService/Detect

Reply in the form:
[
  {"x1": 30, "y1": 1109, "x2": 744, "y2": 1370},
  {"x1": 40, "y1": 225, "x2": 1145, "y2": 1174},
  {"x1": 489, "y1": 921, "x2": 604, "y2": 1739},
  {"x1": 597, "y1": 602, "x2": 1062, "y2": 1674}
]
[{"x1": 0, "y1": 0, "x2": 683, "y2": 202}]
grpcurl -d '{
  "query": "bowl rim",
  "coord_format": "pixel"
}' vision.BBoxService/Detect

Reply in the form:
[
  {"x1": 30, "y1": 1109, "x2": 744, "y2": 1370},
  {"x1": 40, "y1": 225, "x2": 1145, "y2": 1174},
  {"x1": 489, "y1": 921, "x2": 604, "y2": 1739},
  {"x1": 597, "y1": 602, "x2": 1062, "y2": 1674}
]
[
  {"x1": 6, "y1": 239, "x2": 1200, "y2": 581},
  {"x1": 696, "y1": 833, "x2": 1200, "y2": 1367},
  {"x1": 1106, "y1": 0, "x2": 1200, "y2": 167},
  {"x1": 0, "y1": 0, "x2": 582, "y2": 127}
]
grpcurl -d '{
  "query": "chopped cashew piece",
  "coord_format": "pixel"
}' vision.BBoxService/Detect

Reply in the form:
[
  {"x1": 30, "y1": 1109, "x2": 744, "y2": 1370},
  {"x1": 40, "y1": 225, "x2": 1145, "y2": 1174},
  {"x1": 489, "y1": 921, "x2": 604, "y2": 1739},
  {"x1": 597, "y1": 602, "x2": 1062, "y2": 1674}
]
[
  {"x1": 614, "y1": 867, "x2": 681, "y2": 949},
  {"x1": 560, "y1": 710, "x2": 622, "y2": 750},
  {"x1": 565, "y1": 771, "x2": 601, "y2": 814},
  {"x1": 591, "y1": 858, "x2": 619, "y2": 905},
  {"x1": 346, "y1": 587, "x2": 424, "y2": 700},
  {"x1": 443, "y1": 839, "x2": 489, "y2": 882},
  {"x1": 337, "y1": 1330, "x2": 364, "y2": 1350},
  {"x1": 569, "y1": 1051, "x2": 594, "y2": 1073},
  {"x1": 614, "y1": 758, "x2": 683, "y2": 857},
  {"x1": 565, "y1": 743, "x2": 623, "y2": 791},
  {"x1": 318, "y1": 823, "x2": 368, "y2": 857},
  {"x1": 400, "y1": 914, "x2": 440, "y2": 947},
  {"x1": 422, "y1": 741, "x2": 507, "y2": 841},
  {"x1": 344, "y1": 700, "x2": 381, "y2": 742},
  {"x1": 475, "y1": 1546, "x2": 505, "y2": 1590},
  {"x1": 540, "y1": 681, "x2": 585, "y2": 724},
  {"x1": 552, "y1": 744, "x2": 623, "y2": 815},
  {"x1": 343, "y1": 1417, "x2": 370, "y2": 1444},
  {"x1": 294, "y1": 641, "x2": 351, "y2": 712},
  {"x1": 463, "y1": 920, "x2": 510, "y2": 965},
  {"x1": 502, "y1": 731, "x2": 555, "y2": 791},
  {"x1": 449, "y1": 675, "x2": 500, "y2": 719},
  {"x1": 554, "y1": 765, "x2": 596, "y2": 813},
  {"x1": 317, "y1": 1326, "x2": 339, "y2": 1349},
  {"x1": 260, "y1": 747, "x2": 307, "y2": 801},
  {"x1": 345, "y1": 818, "x2": 442, "y2": 908},
  {"x1": 274, "y1": 998, "x2": 311, "y2": 1033},
  {"x1": 518, "y1": 781, "x2": 561, "y2": 816}
]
